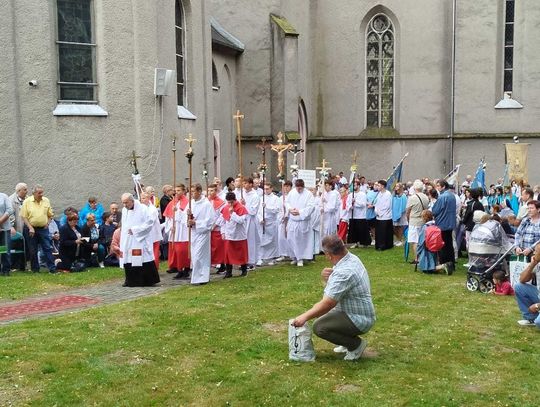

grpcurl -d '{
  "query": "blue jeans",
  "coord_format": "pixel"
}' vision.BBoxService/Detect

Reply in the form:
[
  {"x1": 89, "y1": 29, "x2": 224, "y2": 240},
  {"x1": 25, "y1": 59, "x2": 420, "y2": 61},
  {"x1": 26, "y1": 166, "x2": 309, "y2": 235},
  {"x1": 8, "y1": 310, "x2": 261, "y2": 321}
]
[
  {"x1": 0, "y1": 230, "x2": 11, "y2": 273},
  {"x1": 514, "y1": 282, "x2": 540, "y2": 327},
  {"x1": 24, "y1": 226, "x2": 56, "y2": 272}
]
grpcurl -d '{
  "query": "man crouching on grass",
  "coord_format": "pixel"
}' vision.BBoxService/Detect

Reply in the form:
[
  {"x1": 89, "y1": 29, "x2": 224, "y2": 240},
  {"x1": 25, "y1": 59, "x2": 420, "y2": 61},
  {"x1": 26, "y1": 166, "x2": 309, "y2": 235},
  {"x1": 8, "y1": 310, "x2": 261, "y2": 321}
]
[{"x1": 292, "y1": 234, "x2": 376, "y2": 360}]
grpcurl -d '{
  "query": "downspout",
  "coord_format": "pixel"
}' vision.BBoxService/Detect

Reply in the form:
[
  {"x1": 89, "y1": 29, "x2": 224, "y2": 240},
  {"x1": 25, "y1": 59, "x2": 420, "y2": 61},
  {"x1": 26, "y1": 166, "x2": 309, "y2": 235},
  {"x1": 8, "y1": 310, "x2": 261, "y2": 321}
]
[{"x1": 450, "y1": 0, "x2": 457, "y2": 169}]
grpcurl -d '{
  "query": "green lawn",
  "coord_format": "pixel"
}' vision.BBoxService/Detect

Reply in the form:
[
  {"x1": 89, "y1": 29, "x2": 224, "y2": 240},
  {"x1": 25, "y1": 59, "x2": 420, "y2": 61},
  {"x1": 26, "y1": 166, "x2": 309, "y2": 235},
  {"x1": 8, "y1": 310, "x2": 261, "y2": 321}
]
[{"x1": 1, "y1": 248, "x2": 538, "y2": 406}]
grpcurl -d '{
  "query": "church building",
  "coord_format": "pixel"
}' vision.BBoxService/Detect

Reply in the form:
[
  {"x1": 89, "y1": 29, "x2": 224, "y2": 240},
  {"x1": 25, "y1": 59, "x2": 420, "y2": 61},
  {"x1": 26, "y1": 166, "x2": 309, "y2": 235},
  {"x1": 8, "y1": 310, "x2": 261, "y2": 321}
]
[{"x1": 2, "y1": 0, "x2": 539, "y2": 208}]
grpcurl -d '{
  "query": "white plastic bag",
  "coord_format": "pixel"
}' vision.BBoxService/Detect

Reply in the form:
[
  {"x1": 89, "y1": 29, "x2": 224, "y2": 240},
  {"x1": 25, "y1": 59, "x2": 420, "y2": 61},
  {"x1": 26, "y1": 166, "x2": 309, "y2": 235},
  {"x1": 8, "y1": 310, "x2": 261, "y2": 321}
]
[
  {"x1": 288, "y1": 319, "x2": 316, "y2": 362},
  {"x1": 509, "y1": 255, "x2": 529, "y2": 287}
]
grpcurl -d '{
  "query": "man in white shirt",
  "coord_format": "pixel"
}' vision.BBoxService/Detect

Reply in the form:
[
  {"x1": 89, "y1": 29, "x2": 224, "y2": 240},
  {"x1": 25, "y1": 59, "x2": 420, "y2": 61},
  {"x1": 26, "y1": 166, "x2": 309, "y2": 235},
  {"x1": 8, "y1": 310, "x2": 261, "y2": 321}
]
[{"x1": 374, "y1": 179, "x2": 393, "y2": 250}]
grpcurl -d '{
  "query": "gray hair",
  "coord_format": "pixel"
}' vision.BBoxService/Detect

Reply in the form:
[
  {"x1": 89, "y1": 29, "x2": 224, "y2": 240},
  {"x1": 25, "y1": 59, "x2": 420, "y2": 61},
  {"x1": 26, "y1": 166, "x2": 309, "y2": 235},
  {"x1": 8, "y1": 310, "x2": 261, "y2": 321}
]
[
  {"x1": 121, "y1": 192, "x2": 135, "y2": 202},
  {"x1": 32, "y1": 184, "x2": 44, "y2": 193},
  {"x1": 321, "y1": 235, "x2": 347, "y2": 256},
  {"x1": 413, "y1": 179, "x2": 424, "y2": 192},
  {"x1": 15, "y1": 183, "x2": 27, "y2": 192}
]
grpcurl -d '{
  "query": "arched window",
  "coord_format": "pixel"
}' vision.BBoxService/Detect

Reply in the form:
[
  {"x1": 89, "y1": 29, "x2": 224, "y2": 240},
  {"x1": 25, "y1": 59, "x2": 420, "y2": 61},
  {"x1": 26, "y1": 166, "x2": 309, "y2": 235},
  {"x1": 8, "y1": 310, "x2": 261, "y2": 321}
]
[
  {"x1": 175, "y1": 0, "x2": 186, "y2": 106},
  {"x1": 212, "y1": 60, "x2": 219, "y2": 89},
  {"x1": 366, "y1": 14, "x2": 394, "y2": 128}
]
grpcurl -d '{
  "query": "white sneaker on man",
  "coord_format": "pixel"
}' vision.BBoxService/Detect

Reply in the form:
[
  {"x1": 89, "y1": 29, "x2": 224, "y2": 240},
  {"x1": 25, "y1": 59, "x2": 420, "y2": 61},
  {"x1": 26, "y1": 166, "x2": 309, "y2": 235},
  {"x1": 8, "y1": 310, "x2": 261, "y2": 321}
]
[
  {"x1": 343, "y1": 339, "x2": 368, "y2": 361},
  {"x1": 517, "y1": 319, "x2": 535, "y2": 326},
  {"x1": 275, "y1": 256, "x2": 285, "y2": 262},
  {"x1": 297, "y1": 261, "x2": 304, "y2": 267},
  {"x1": 333, "y1": 345, "x2": 347, "y2": 353},
  {"x1": 256, "y1": 260, "x2": 263, "y2": 267},
  {"x1": 290, "y1": 260, "x2": 297, "y2": 265}
]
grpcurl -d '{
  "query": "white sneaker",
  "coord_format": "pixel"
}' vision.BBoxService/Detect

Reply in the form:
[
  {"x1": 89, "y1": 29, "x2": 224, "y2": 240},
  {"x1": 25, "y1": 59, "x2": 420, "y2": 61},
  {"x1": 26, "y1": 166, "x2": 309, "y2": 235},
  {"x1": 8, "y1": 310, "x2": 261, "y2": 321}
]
[
  {"x1": 297, "y1": 261, "x2": 304, "y2": 267},
  {"x1": 333, "y1": 345, "x2": 347, "y2": 353},
  {"x1": 267, "y1": 261, "x2": 275, "y2": 266},
  {"x1": 256, "y1": 260, "x2": 263, "y2": 267},
  {"x1": 275, "y1": 257, "x2": 285, "y2": 262},
  {"x1": 343, "y1": 340, "x2": 368, "y2": 361},
  {"x1": 370, "y1": 241, "x2": 375, "y2": 246},
  {"x1": 517, "y1": 319, "x2": 536, "y2": 326},
  {"x1": 98, "y1": 262, "x2": 105, "y2": 268},
  {"x1": 395, "y1": 241, "x2": 403, "y2": 247},
  {"x1": 290, "y1": 260, "x2": 297, "y2": 265}
]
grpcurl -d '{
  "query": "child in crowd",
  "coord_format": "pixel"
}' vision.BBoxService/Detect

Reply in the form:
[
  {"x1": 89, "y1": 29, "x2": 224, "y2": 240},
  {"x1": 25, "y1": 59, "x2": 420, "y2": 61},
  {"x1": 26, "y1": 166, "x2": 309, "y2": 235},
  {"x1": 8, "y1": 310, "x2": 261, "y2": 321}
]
[
  {"x1": 417, "y1": 210, "x2": 451, "y2": 275},
  {"x1": 492, "y1": 270, "x2": 514, "y2": 295}
]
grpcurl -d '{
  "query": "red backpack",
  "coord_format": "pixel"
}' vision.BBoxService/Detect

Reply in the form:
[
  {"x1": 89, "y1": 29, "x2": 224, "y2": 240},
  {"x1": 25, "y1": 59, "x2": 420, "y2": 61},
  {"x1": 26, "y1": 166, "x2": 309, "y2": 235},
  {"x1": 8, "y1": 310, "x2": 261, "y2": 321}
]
[{"x1": 425, "y1": 225, "x2": 444, "y2": 252}]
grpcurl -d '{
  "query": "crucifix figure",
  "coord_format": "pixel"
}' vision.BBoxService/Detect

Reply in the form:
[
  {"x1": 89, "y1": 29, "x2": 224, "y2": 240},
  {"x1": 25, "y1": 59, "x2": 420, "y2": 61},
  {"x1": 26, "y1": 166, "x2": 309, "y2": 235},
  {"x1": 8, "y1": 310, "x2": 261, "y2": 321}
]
[
  {"x1": 130, "y1": 150, "x2": 142, "y2": 175},
  {"x1": 233, "y1": 110, "x2": 244, "y2": 178},
  {"x1": 316, "y1": 159, "x2": 332, "y2": 181},
  {"x1": 201, "y1": 159, "x2": 210, "y2": 195},
  {"x1": 270, "y1": 132, "x2": 293, "y2": 179},
  {"x1": 288, "y1": 143, "x2": 304, "y2": 179}
]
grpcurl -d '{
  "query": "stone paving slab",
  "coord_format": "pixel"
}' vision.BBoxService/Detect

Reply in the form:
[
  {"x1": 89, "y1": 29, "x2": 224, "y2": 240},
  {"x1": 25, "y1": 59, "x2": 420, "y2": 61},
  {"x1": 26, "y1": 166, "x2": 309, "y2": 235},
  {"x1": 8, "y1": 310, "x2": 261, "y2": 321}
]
[{"x1": 0, "y1": 270, "x2": 238, "y2": 325}]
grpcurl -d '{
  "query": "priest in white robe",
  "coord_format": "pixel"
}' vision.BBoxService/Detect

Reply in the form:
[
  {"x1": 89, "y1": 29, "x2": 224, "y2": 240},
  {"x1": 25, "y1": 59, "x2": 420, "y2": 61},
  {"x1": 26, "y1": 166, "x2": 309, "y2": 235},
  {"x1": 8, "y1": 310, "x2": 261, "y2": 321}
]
[
  {"x1": 140, "y1": 192, "x2": 163, "y2": 269},
  {"x1": 375, "y1": 179, "x2": 393, "y2": 250},
  {"x1": 119, "y1": 193, "x2": 160, "y2": 287},
  {"x1": 286, "y1": 179, "x2": 315, "y2": 266},
  {"x1": 187, "y1": 184, "x2": 214, "y2": 285},
  {"x1": 257, "y1": 182, "x2": 280, "y2": 265},
  {"x1": 240, "y1": 178, "x2": 261, "y2": 266}
]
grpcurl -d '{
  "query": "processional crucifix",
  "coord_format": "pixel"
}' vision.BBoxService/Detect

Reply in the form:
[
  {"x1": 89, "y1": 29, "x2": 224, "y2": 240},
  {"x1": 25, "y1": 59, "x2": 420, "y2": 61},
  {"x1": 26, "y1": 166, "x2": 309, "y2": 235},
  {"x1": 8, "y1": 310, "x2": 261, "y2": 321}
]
[
  {"x1": 233, "y1": 110, "x2": 245, "y2": 199},
  {"x1": 257, "y1": 138, "x2": 269, "y2": 234},
  {"x1": 350, "y1": 150, "x2": 358, "y2": 218},
  {"x1": 129, "y1": 150, "x2": 143, "y2": 198},
  {"x1": 185, "y1": 133, "x2": 196, "y2": 258}
]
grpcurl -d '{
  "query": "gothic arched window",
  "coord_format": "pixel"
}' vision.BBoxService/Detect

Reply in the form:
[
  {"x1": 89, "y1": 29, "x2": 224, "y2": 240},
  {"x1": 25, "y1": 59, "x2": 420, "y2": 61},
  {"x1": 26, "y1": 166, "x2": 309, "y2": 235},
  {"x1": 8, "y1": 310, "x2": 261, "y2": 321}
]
[
  {"x1": 366, "y1": 14, "x2": 394, "y2": 128},
  {"x1": 175, "y1": 0, "x2": 186, "y2": 106}
]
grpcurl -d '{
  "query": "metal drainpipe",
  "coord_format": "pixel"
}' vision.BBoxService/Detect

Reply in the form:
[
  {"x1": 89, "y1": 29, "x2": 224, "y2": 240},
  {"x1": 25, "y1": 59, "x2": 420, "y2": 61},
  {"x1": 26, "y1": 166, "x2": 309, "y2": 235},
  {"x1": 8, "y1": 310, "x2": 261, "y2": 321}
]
[{"x1": 450, "y1": 0, "x2": 457, "y2": 170}]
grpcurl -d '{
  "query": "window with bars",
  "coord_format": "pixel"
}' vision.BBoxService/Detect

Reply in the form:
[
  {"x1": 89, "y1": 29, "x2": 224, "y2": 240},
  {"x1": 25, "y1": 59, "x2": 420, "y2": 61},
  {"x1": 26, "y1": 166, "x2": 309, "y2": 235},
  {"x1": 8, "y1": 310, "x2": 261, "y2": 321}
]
[
  {"x1": 366, "y1": 14, "x2": 394, "y2": 128},
  {"x1": 175, "y1": 0, "x2": 186, "y2": 106},
  {"x1": 56, "y1": 0, "x2": 96, "y2": 102},
  {"x1": 503, "y1": 0, "x2": 514, "y2": 94}
]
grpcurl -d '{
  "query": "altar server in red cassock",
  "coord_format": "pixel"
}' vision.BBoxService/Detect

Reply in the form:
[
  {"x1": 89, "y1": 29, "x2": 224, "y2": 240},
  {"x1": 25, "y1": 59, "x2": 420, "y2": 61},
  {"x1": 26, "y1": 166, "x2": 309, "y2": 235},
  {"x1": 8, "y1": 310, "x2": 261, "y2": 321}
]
[{"x1": 221, "y1": 192, "x2": 249, "y2": 278}]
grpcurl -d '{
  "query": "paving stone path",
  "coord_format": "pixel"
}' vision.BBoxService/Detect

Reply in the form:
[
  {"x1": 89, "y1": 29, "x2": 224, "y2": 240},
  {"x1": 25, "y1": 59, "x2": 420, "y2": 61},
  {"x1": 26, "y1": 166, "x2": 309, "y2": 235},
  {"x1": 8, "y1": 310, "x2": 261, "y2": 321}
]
[{"x1": 0, "y1": 270, "x2": 237, "y2": 325}]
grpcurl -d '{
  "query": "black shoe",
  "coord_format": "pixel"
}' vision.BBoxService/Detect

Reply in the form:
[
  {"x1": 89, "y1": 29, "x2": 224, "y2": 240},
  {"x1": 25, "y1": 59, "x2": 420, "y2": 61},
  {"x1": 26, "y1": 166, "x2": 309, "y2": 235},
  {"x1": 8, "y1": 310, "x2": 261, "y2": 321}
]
[
  {"x1": 180, "y1": 268, "x2": 191, "y2": 279},
  {"x1": 166, "y1": 268, "x2": 179, "y2": 274},
  {"x1": 122, "y1": 282, "x2": 128, "y2": 287},
  {"x1": 223, "y1": 271, "x2": 233, "y2": 279},
  {"x1": 49, "y1": 269, "x2": 58, "y2": 274},
  {"x1": 240, "y1": 266, "x2": 248, "y2": 277},
  {"x1": 216, "y1": 266, "x2": 225, "y2": 275},
  {"x1": 173, "y1": 271, "x2": 184, "y2": 280}
]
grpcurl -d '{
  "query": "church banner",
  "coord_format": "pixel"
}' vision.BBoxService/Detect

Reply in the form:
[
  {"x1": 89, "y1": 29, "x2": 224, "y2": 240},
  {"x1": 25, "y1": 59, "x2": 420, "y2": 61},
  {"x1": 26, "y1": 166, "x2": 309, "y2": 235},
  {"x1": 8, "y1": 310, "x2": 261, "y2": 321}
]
[
  {"x1": 505, "y1": 143, "x2": 530, "y2": 183},
  {"x1": 297, "y1": 170, "x2": 317, "y2": 188}
]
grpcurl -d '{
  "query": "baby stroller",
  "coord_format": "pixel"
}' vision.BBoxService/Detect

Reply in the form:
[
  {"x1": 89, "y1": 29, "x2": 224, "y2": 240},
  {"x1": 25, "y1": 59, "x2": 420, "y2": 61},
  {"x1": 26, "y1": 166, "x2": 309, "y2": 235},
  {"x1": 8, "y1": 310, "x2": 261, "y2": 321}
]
[{"x1": 465, "y1": 219, "x2": 513, "y2": 293}]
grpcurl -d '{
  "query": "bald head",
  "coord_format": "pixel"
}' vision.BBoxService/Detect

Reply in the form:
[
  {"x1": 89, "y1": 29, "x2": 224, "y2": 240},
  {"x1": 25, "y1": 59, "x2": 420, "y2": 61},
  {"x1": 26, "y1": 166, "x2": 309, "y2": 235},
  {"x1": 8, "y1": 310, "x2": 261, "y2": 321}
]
[{"x1": 121, "y1": 193, "x2": 135, "y2": 209}]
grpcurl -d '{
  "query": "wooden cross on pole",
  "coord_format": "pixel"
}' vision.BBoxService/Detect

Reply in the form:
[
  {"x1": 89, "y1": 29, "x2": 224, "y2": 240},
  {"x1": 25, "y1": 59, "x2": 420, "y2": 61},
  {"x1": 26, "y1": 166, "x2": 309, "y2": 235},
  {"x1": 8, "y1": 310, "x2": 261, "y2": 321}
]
[
  {"x1": 316, "y1": 159, "x2": 332, "y2": 179},
  {"x1": 233, "y1": 110, "x2": 244, "y2": 178},
  {"x1": 270, "y1": 132, "x2": 293, "y2": 179}
]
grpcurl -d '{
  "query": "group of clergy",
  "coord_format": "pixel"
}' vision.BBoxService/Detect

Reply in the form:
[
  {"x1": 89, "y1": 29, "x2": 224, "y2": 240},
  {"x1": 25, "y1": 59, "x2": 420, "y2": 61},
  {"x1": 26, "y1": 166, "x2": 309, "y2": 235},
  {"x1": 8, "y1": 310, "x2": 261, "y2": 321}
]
[{"x1": 118, "y1": 174, "x2": 396, "y2": 287}]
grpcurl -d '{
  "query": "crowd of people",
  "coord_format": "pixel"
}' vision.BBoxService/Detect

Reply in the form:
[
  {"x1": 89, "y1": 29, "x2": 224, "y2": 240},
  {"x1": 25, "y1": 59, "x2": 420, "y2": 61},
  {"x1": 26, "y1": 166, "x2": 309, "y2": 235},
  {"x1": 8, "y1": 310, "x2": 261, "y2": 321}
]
[{"x1": 1, "y1": 172, "x2": 540, "y2": 325}]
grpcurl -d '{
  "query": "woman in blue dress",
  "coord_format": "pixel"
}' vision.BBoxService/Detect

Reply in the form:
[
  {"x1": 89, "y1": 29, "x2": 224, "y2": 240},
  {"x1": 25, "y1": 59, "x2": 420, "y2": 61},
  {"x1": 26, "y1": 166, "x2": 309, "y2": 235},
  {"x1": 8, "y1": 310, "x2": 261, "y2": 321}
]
[{"x1": 417, "y1": 210, "x2": 452, "y2": 275}]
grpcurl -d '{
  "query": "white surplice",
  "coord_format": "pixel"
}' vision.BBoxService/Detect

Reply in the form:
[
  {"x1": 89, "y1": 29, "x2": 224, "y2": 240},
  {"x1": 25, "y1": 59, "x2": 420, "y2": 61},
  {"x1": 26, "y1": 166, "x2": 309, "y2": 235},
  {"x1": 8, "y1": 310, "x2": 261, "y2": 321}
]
[
  {"x1": 164, "y1": 201, "x2": 189, "y2": 242},
  {"x1": 311, "y1": 195, "x2": 322, "y2": 255},
  {"x1": 258, "y1": 192, "x2": 280, "y2": 260},
  {"x1": 277, "y1": 193, "x2": 292, "y2": 258},
  {"x1": 243, "y1": 189, "x2": 261, "y2": 265},
  {"x1": 119, "y1": 200, "x2": 155, "y2": 267},
  {"x1": 286, "y1": 188, "x2": 315, "y2": 261},
  {"x1": 146, "y1": 203, "x2": 163, "y2": 243},
  {"x1": 322, "y1": 189, "x2": 339, "y2": 237},
  {"x1": 188, "y1": 197, "x2": 214, "y2": 284}
]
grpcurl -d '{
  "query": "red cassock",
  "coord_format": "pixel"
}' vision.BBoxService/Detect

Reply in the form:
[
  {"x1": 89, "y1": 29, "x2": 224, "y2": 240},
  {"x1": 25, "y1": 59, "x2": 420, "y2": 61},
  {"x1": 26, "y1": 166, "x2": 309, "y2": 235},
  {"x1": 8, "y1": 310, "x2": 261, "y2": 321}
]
[
  {"x1": 338, "y1": 221, "x2": 348, "y2": 243},
  {"x1": 221, "y1": 201, "x2": 249, "y2": 265},
  {"x1": 224, "y1": 240, "x2": 249, "y2": 265},
  {"x1": 164, "y1": 196, "x2": 191, "y2": 270},
  {"x1": 209, "y1": 196, "x2": 226, "y2": 264}
]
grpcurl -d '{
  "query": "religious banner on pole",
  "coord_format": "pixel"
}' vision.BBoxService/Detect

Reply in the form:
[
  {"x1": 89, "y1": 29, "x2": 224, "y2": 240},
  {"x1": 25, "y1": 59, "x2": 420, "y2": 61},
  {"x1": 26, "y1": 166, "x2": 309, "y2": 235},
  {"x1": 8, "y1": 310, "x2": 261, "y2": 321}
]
[
  {"x1": 297, "y1": 170, "x2": 317, "y2": 188},
  {"x1": 386, "y1": 153, "x2": 408, "y2": 191},
  {"x1": 444, "y1": 164, "x2": 461, "y2": 186},
  {"x1": 505, "y1": 143, "x2": 530, "y2": 184}
]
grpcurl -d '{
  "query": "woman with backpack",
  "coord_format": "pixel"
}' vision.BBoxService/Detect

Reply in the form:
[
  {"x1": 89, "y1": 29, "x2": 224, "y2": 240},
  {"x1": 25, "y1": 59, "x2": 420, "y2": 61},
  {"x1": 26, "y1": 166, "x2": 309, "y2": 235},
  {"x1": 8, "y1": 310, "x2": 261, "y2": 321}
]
[{"x1": 417, "y1": 210, "x2": 452, "y2": 275}]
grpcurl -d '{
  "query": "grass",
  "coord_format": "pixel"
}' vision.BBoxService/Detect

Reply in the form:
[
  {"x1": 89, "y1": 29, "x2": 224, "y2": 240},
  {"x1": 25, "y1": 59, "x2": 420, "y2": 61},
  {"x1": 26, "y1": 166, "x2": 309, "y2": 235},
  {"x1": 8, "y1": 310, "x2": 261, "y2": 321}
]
[
  {"x1": 0, "y1": 267, "x2": 125, "y2": 301},
  {"x1": 1, "y1": 248, "x2": 539, "y2": 406}
]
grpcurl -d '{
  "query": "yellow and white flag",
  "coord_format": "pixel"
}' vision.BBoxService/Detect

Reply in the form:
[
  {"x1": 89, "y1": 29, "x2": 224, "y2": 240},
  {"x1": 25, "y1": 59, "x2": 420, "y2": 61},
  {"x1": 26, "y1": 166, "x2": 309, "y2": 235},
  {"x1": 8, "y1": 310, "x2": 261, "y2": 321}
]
[{"x1": 505, "y1": 143, "x2": 530, "y2": 183}]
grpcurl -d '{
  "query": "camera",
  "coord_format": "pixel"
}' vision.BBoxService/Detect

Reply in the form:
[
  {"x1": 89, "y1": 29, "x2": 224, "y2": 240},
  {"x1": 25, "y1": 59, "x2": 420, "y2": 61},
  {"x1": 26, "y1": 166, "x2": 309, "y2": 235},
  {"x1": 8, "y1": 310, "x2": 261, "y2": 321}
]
[{"x1": 28, "y1": 80, "x2": 38, "y2": 87}]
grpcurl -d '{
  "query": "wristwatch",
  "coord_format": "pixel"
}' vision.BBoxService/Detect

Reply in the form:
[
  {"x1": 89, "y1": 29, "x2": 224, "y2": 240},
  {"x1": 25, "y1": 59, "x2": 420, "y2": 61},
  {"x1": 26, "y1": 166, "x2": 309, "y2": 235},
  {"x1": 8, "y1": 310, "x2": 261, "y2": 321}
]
[{"x1": 536, "y1": 304, "x2": 540, "y2": 312}]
